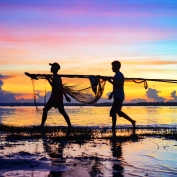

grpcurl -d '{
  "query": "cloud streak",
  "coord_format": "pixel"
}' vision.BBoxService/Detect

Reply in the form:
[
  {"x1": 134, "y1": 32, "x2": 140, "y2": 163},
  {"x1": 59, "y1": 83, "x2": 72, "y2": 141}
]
[
  {"x1": 130, "y1": 98, "x2": 147, "y2": 103},
  {"x1": 0, "y1": 27, "x2": 176, "y2": 45},
  {"x1": 0, "y1": 74, "x2": 15, "y2": 79}
]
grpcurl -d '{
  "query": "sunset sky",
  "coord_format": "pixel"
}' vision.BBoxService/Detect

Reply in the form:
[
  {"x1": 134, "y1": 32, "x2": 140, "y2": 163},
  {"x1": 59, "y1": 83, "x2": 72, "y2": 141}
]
[{"x1": 0, "y1": 0, "x2": 177, "y2": 103}]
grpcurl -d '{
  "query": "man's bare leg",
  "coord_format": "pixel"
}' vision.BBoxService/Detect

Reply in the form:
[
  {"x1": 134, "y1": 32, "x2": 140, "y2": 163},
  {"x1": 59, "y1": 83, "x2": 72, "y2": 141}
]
[
  {"x1": 118, "y1": 111, "x2": 136, "y2": 132},
  {"x1": 41, "y1": 104, "x2": 52, "y2": 127},
  {"x1": 41, "y1": 110, "x2": 48, "y2": 127},
  {"x1": 112, "y1": 127, "x2": 116, "y2": 137},
  {"x1": 59, "y1": 108, "x2": 72, "y2": 127},
  {"x1": 112, "y1": 114, "x2": 117, "y2": 130},
  {"x1": 63, "y1": 113, "x2": 72, "y2": 127}
]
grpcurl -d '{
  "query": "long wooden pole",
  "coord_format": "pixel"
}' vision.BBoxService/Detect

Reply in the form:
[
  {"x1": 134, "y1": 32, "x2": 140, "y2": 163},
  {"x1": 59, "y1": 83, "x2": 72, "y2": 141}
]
[{"x1": 24, "y1": 72, "x2": 177, "y2": 83}]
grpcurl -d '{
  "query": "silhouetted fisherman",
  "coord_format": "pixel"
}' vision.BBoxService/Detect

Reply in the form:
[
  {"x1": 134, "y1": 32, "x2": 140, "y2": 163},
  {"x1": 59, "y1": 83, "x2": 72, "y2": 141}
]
[
  {"x1": 107, "y1": 61, "x2": 136, "y2": 134},
  {"x1": 40, "y1": 62, "x2": 72, "y2": 127}
]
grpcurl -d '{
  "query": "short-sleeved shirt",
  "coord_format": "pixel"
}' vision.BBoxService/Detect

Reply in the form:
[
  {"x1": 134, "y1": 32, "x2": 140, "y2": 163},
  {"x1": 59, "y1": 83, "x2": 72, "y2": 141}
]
[
  {"x1": 49, "y1": 76, "x2": 63, "y2": 102},
  {"x1": 112, "y1": 71, "x2": 124, "y2": 100}
]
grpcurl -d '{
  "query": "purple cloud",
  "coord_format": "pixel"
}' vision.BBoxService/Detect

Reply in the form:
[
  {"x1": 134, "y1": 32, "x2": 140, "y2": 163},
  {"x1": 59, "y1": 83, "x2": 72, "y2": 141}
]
[
  {"x1": 169, "y1": 90, "x2": 177, "y2": 102},
  {"x1": 0, "y1": 90, "x2": 16, "y2": 103},
  {"x1": 130, "y1": 98, "x2": 147, "y2": 103},
  {"x1": 0, "y1": 80, "x2": 3, "y2": 89},
  {"x1": 0, "y1": 74, "x2": 15, "y2": 79},
  {"x1": 146, "y1": 88, "x2": 166, "y2": 102}
]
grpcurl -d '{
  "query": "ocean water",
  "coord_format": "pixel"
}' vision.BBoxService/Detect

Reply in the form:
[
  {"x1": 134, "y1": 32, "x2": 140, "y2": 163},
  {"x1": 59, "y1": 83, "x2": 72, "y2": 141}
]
[{"x1": 0, "y1": 106, "x2": 177, "y2": 127}]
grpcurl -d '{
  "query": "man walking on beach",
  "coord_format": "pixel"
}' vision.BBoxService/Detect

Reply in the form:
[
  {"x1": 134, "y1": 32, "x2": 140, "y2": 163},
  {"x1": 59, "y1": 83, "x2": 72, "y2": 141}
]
[
  {"x1": 108, "y1": 61, "x2": 136, "y2": 134},
  {"x1": 40, "y1": 62, "x2": 72, "y2": 128}
]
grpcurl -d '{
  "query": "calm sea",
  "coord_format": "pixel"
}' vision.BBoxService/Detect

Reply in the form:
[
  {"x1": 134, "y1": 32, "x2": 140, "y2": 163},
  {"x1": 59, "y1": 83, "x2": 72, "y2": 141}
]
[{"x1": 0, "y1": 106, "x2": 177, "y2": 127}]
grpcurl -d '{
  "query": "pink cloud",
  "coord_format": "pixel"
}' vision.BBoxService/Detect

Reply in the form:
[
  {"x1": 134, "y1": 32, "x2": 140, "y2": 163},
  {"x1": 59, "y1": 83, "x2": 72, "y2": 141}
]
[{"x1": 0, "y1": 25, "x2": 176, "y2": 46}]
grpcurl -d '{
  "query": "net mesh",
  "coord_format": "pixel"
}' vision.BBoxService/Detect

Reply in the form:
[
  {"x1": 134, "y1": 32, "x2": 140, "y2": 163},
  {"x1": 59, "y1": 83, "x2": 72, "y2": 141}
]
[{"x1": 61, "y1": 77, "x2": 106, "y2": 104}]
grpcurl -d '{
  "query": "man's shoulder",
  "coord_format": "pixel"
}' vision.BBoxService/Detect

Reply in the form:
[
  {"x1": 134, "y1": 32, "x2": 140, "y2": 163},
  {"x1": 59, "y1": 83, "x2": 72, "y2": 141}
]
[
  {"x1": 53, "y1": 75, "x2": 61, "y2": 79},
  {"x1": 53, "y1": 76, "x2": 62, "y2": 83},
  {"x1": 115, "y1": 71, "x2": 124, "y2": 78}
]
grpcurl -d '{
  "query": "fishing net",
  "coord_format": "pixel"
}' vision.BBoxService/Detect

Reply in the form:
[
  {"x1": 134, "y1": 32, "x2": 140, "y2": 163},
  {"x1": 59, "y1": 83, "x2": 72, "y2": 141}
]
[
  {"x1": 26, "y1": 73, "x2": 107, "y2": 105},
  {"x1": 62, "y1": 76, "x2": 106, "y2": 104}
]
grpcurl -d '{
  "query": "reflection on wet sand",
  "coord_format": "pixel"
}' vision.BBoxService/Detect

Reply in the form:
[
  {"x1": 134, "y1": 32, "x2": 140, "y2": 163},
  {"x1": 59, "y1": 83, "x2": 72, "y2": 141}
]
[
  {"x1": 111, "y1": 139, "x2": 123, "y2": 177},
  {"x1": 0, "y1": 126, "x2": 177, "y2": 176},
  {"x1": 41, "y1": 129, "x2": 138, "y2": 177}
]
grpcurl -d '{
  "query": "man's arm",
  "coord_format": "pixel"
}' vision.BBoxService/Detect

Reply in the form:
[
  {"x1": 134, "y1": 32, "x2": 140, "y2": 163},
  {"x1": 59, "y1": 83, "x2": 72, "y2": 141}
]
[
  {"x1": 108, "y1": 92, "x2": 113, "y2": 100},
  {"x1": 45, "y1": 76, "x2": 53, "y2": 87},
  {"x1": 56, "y1": 77, "x2": 71, "y2": 102},
  {"x1": 107, "y1": 78, "x2": 123, "y2": 100},
  {"x1": 107, "y1": 79, "x2": 123, "y2": 89}
]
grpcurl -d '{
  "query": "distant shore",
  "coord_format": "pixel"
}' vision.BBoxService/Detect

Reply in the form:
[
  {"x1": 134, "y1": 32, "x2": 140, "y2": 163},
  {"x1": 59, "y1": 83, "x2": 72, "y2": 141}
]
[{"x1": 1, "y1": 102, "x2": 177, "y2": 106}]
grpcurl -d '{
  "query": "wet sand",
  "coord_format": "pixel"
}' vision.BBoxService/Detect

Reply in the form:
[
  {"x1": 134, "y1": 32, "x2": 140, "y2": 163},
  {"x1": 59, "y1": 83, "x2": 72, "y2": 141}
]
[{"x1": 0, "y1": 127, "x2": 177, "y2": 177}]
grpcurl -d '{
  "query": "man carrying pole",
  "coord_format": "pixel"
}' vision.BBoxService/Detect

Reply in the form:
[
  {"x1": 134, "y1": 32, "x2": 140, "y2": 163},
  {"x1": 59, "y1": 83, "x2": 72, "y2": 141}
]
[
  {"x1": 107, "y1": 61, "x2": 136, "y2": 135},
  {"x1": 40, "y1": 62, "x2": 72, "y2": 128}
]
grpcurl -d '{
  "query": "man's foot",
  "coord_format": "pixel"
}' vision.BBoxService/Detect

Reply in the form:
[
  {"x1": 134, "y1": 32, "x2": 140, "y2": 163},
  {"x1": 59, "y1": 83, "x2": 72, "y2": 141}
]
[
  {"x1": 37, "y1": 125, "x2": 44, "y2": 133},
  {"x1": 132, "y1": 120, "x2": 136, "y2": 128},
  {"x1": 68, "y1": 124, "x2": 72, "y2": 128},
  {"x1": 38, "y1": 124, "x2": 45, "y2": 130},
  {"x1": 111, "y1": 125, "x2": 116, "y2": 130},
  {"x1": 111, "y1": 126, "x2": 116, "y2": 137},
  {"x1": 112, "y1": 130, "x2": 116, "y2": 137},
  {"x1": 132, "y1": 120, "x2": 136, "y2": 134}
]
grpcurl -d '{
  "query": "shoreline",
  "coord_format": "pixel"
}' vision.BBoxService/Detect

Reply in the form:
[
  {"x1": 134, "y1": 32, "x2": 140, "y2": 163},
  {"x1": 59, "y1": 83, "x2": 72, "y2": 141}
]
[{"x1": 1, "y1": 102, "x2": 177, "y2": 107}]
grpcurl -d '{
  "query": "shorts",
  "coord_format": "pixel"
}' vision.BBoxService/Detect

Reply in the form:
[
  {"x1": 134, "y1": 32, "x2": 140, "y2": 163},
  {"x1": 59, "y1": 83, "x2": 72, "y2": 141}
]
[
  {"x1": 45, "y1": 99, "x2": 64, "y2": 109},
  {"x1": 110, "y1": 97, "x2": 123, "y2": 116}
]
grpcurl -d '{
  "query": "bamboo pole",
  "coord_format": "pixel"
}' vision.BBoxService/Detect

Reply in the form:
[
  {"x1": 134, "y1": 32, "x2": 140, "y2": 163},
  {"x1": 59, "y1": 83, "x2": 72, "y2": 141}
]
[{"x1": 24, "y1": 72, "x2": 177, "y2": 83}]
